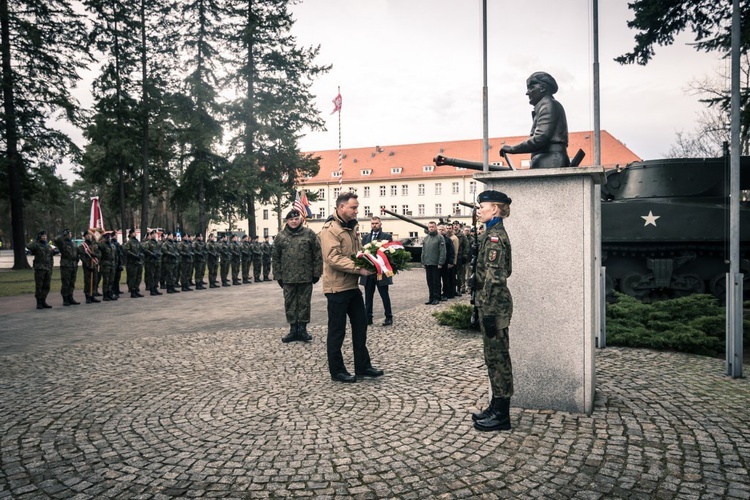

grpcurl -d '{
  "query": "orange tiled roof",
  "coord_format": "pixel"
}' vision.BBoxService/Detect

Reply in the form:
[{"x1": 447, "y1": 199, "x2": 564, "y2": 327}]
[{"x1": 300, "y1": 131, "x2": 640, "y2": 185}]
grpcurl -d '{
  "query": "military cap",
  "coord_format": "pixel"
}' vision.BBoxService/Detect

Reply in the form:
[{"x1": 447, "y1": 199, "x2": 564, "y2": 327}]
[
  {"x1": 37, "y1": 230, "x2": 47, "y2": 238},
  {"x1": 128, "y1": 228, "x2": 136, "y2": 236},
  {"x1": 527, "y1": 71, "x2": 558, "y2": 95},
  {"x1": 62, "y1": 228, "x2": 71, "y2": 235},
  {"x1": 477, "y1": 190, "x2": 512, "y2": 205},
  {"x1": 285, "y1": 209, "x2": 301, "y2": 220},
  {"x1": 149, "y1": 229, "x2": 157, "y2": 235}
]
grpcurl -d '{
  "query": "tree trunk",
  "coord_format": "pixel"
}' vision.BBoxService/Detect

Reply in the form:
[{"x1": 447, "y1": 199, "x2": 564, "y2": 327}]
[
  {"x1": 0, "y1": 0, "x2": 30, "y2": 269},
  {"x1": 139, "y1": 0, "x2": 150, "y2": 240},
  {"x1": 244, "y1": 0, "x2": 256, "y2": 238}
]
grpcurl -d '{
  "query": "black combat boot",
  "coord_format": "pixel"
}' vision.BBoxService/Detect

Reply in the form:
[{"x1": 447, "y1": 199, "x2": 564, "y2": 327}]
[
  {"x1": 62, "y1": 295, "x2": 71, "y2": 306},
  {"x1": 69, "y1": 295, "x2": 80, "y2": 305},
  {"x1": 281, "y1": 324, "x2": 299, "y2": 343},
  {"x1": 110, "y1": 291, "x2": 118, "y2": 300},
  {"x1": 42, "y1": 299, "x2": 52, "y2": 308},
  {"x1": 85, "y1": 295, "x2": 93, "y2": 304},
  {"x1": 90, "y1": 294, "x2": 101, "y2": 303},
  {"x1": 153, "y1": 287, "x2": 162, "y2": 295},
  {"x1": 134, "y1": 290, "x2": 144, "y2": 297},
  {"x1": 222, "y1": 281, "x2": 231, "y2": 287},
  {"x1": 103, "y1": 292, "x2": 111, "y2": 301},
  {"x1": 473, "y1": 397, "x2": 511, "y2": 431},
  {"x1": 298, "y1": 323, "x2": 312, "y2": 342},
  {"x1": 36, "y1": 298, "x2": 44, "y2": 310},
  {"x1": 181, "y1": 284, "x2": 193, "y2": 291},
  {"x1": 209, "y1": 282, "x2": 219, "y2": 288},
  {"x1": 150, "y1": 288, "x2": 159, "y2": 296}
]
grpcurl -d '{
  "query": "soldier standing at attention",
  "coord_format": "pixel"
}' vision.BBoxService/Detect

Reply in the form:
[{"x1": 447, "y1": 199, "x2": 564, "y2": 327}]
[
  {"x1": 179, "y1": 233, "x2": 194, "y2": 292},
  {"x1": 471, "y1": 190, "x2": 514, "y2": 432},
  {"x1": 162, "y1": 232, "x2": 180, "y2": 294},
  {"x1": 273, "y1": 209, "x2": 323, "y2": 343},
  {"x1": 261, "y1": 236, "x2": 273, "y2": 281},
  {"x1": 218, "y1": 234, "x2": 232, "y2": 287},
  {"x1": 111, "y1": 231, "x2": 125, "y2": 297},
  {"x1": 26, "y1": 230, "x2": 55, "y2": 309},
  {"x1": 142, "y1": 230, "x2": 163, "y2": 296},
  {"x1": 240, "y1": 234, "x2": 253, "y2": 283},
  {"x1": 98, "y1": 231, "x2": 118, "y2": 301},
  {"x1": 251, "y1": 236, "x2": 263, "y2": 282},
  {"x1": 55, "y1": 229, "x2": 80, "y2": 306},
  {"x1": 78, "y1": 231, "x2": 100, "y2": 304},
  {"x1": 122, "y1": 228, "x2": 144, "y2": 298},
  {"x1": 192, "y1": 233, "x2": 207, "y2": 290},
  {"x1": 205, "y1": 233, "x2": 220, "y2": 288},
  {"x1": 453, "y1": 221, "x2": 470, "y2": 296},
  {"x1": 230, "y1": 234, "x2": 242, "y2": 285}
]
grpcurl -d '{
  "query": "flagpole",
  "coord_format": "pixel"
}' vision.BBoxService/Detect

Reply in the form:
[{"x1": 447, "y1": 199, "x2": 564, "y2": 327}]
[{"x1": 337, "y1": 86, "x2": 343, "y2": 187}]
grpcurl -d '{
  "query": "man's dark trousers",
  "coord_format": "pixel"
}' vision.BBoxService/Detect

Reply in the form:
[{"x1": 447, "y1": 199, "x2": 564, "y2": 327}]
[
  {"x1": 364, "y1": 277, "x2": 392, "y2": 320},
  {"x1": 326, "y1": 289, "x2": 372, "y2": 376},
  {"x1": 425, "y1": 265, "x2": 442, "y2": 302}
]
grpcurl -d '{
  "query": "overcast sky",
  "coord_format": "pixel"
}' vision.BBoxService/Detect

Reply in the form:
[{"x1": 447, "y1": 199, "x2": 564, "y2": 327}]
[{"x1": 290, "y1": 0, "x2": 725, "y2": 161}]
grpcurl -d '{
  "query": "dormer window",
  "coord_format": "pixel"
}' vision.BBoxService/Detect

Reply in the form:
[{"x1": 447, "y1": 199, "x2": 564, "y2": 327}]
[
  {"x1": 391, "y1": 167, "x2": 402, "y2": 174},
  {"x1": 423, "y1": 165, "x2": 434, "y2": 172},
  {"x1": 332, "y1": 171, "x2": 342, "y2": 178},
  {"x1": 361, "y1": 169, "x2": 372, "y2": 176}
]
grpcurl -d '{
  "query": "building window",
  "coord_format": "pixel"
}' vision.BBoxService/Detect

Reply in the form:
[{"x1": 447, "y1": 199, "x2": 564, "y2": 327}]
[
  {"x1": 435, "y1": 203, "x2": 442, "y2": 215},
  {"x1": 380, "y1": 185, "x2": 386, "y2": 197},
  {"x1": 402, "y1": 184, "x2": 409, "y2": 196},
  {"x1": 318, "y1": 188, "x2": 326, "y2": 200},
  {"x1": 418, "y1": 184, "x2": 425, "y2": 196},
  {"x1": 364, "y1": 206, "x2": 372, "y2": 217},
  {"x1": 409, "y1": 231, "x2": 418, "y2": 238},
  {"x1": 435, "y1": 183, "x2": 442, "y2": 195},
  {"x1": 452, "y1": 182, "x2": 459, "y2": 195},
  {"x1": 349, "y1": 187, "x2": 357, "y2": 194},
  {"x1": 364, "y1": 186, "x2": 371, "y2": 197},
  {"x1": 391, "y1": 167, "x2": 402, "y2": 174},
  {"x1": 361, "y1": 169, "x2": 372, "y2": 176},
  {"x1": 318, "y1": 207, "x2": 326, "y2": 219},
  {"x1": 391, "y1": 205, "x2": 398, "y2": 214},
  {"x1": 423, "y1": 165, "x2": 434, "y2": 172},
  {"x1": 402, "y1": 205, "x2": 410, "y2": 215},
  {"x1": 263, "y1": 209, "x2": 269, "y2": 220},
  {"x1": 334, "y1": 187, "x2": 341, "y2": 199},
  {"x1": 469, "y1": 181, "x2": 476, "y2": 195},
  {"x1": 332, "y1": 170, "x2": 342, "y2": 178},
  {"x1": 263, "y1": 228, "x2": 269, "y2": 237},
  {"x1": 418, "y1": 204, "x2": 425, "y2": 216},
  {"x1": 521, "y1": 159, "x2": 531, "y2": 168},
  {"x1": 390, "y1": 185, "x2": 398, "y2": 196},
  {"x1": 452, "y1": 203, "x2": 460, "y2": 215}
]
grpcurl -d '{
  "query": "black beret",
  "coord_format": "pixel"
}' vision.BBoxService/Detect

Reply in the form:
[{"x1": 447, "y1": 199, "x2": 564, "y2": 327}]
[
  {"x1": 477, "y1": 190, "x2": 512, "y2": 205},
  {"x1": 527, "y1": 71, "x2": 558, "y2": 95},
  {"x1": 285, "y1": 209, "x2": 301, "y2": 220},
  {"x1": 128, "y1": 228, "x2": 136, "y2": 236},
  {"x1": 149, "y1": 229, "x2": 157, "y2": 235},
  {"x1": 62, "y1": 228, "x2": 71, "y2": 235},
  {"x1": 37, "y1": 230, "x2": 47, "y2": 238}
]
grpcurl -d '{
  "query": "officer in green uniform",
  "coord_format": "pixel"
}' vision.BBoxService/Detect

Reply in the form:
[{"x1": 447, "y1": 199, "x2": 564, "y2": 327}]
[
  {"x1": 471, "y1": 190, "x2": 514, "y2": 432},
  {"x1": 179, "y1": 233, "x2": 194, "y2": 291},
  {"x1": 230, "y1": 234, "x2": 242, "y2": 285},
  {"x1": 26, "y1": 230, "x2": 55, "y2": 309},
  {"x1": 205, "y1": 233, "x2": 220, "y2": 288},
  {"x1": 78, "y1": 231, "x2": 100, "y2": 303},
  {"x1": 161, "y1": 232, "x2": 180, "y2": 294},
  {"x1": 261, "y1": 236, "x2": 273, "y2": 281},
  {"x1": 251, "y1": 236, "x2": 263, "y2": 281},
  {"x1": 240, "y1": 234, "x2": 253, "y2": 283},
  {"x1": 142, "y1": 230, "x2": 163, "y2": 296},
  {"x1": 122, "y1": 228, "x2": 144, "y2": 298},
  {"x1": 54, "y1": 229, "x2": 80, "y2": 306},
  {"x1": 273, "y1": 210, "x2": 323, "y2": 343},
  {"x1": 193, "y1": 233, "x2": 207, "y2": 289},
  {"x1": 98, "y1": 231, "x2": 118, "y2": 301},
  {"x1": 218, "y1": 234, "x2": 231, "y2": 286}
]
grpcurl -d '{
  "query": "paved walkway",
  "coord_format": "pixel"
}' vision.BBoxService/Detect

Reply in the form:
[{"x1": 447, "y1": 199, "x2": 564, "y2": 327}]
[{"x1": 1, "y1": 268, "x2": 749, "y2": 498}]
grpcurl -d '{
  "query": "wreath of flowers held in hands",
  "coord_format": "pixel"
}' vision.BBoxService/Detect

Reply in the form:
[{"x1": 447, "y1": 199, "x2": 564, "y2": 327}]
[{"x1": 352, "y1": 240, "x2": 412, "y2": 280}]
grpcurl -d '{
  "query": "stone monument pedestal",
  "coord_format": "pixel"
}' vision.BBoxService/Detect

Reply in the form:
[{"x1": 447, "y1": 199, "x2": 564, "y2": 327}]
[{"x1": 475, "y1": 166, "x2": 605, "y2": 414}]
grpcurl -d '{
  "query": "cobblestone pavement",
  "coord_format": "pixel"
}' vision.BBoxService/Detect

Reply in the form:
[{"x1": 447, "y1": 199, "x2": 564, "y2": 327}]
[{"x1": 1, "y1": 270, "x2": 749, "y2": 498}]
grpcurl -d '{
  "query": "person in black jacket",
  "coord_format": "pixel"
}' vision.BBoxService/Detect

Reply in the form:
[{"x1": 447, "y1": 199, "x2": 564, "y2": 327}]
[
  {"x1": 439, "y1": 224, "x2": 456, "y2": 300},
  {"x1": 359, "y1": 216, "x2": 394, "y2": 326}
]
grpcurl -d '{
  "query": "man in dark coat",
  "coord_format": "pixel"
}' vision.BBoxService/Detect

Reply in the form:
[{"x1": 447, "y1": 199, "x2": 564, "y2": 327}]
[{"x1": 360, "y1": 216, "x2": 394, "y2": 326}]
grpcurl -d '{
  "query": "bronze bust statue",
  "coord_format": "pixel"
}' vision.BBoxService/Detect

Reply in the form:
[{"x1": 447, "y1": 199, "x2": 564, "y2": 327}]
[{"x1": 500, "y1": 72, "x2": 570, "y2": 168}]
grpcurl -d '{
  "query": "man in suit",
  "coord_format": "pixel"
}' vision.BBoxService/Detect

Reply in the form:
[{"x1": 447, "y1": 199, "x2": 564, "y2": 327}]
[{"x1": 360, "y1": 216, "x2": 394, "y2": 326}]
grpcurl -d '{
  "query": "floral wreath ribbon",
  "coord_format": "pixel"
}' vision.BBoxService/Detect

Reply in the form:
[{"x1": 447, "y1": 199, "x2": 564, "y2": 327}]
[{"x1": 356, "y1": 241, "x2": 404, "y2": 280}]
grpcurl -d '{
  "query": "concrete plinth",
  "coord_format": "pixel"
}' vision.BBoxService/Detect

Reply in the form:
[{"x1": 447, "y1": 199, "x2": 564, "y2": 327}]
[{"x1": 475, "y1": 167, "x2": 605, "y2": 414}]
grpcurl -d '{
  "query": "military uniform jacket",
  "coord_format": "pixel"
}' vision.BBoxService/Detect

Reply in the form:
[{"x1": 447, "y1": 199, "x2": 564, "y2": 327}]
[
  {"x1": 161, "y1": 240, "x2": 178, "y2": 261},
  {"x1": 457, "y1": 233, "x2": 471, "y2": 265},
  {"x1": 261, "y1": 242, "x2": 272, "y2": 261},
  {"x1": 55, "y1": 235, "x2": 79, "y2": 268},
  {"x1": 240, "y1": 241, "x2": 252, "y2": 259},
  {"x1": 230, "y1": 241, "x2": 241, "y2": 261},
  {"x1": 98, "y1": 240, "x2": 117, "y2": 267},
  {"x1": 178, "y1": 240, "x2": 194, "y2": 262},
  {"x1": 142, "y1": 239, "x2": 161, "y2": 262},
  {"x1": 123, "y1": 237, "x2": 143, "y2": 265},
  {"x1": 25, "y1": 240, "x2": 54, "y2": 271},
  {"x1": 192, "y1": 240, "x2": 206, "y2": 262},
  {"x1": 475, "y1": 221, "x2": 513, "y2": 329},
  {"x1": 273, "y1": 225, "x2": 323, "y2": 284},
  {"x1": 78, "y1": 240, "x2": 99, "y2": 270},
  {"x1": 205, "y1": 241, "x2": 219, "y2": 262},
  {"x1": 218, "y1": 241, "x2": 231, "y2": 261}
]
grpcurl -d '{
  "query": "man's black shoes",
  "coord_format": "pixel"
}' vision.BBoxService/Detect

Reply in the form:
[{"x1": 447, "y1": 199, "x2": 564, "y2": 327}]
[
  {"x1": 382, "y1": 318, "x2": 393, "y2": 326},
  {"x1": 428, "y1": 300, "x2": 439, "y2": 305},
  {"x1": 356, "y1": 367, "x2": 384, "y2": 378},
  {"x1": 331, "y1": 372, "x2": 356, "y2": 383},
  {"x1": 367, "y1": 317, "x2": 373, "y2": 325}
]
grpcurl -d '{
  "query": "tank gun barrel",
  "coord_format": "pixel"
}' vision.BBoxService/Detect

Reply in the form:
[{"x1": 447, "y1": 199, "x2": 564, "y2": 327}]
[
  {"x1": 458, "y1": 200, "x2": 479, "y2": 210},
  {"x1": 381, "y1": 208, "x2": 429, "y2": 231},
  {"x1": 434, "y1": 154, "x2": 511, "y2": 172}
]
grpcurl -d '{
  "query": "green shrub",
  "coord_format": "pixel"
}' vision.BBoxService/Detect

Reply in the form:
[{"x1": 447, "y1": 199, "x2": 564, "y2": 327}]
[{"x1": 433, "y1": 303, "x2": 475, "y2": 330}]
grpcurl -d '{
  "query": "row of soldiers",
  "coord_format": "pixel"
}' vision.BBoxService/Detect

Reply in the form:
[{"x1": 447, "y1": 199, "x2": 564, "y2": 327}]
[{"x1": 29, "y1": 228, "x2": 274, "y2": 308}]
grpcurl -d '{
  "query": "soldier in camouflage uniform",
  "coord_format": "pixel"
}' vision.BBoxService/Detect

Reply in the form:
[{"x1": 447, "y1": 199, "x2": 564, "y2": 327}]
[
  {"x1": 218, "y1": 234, "x2": 232, "y2": 286},
  {"x1": 26, "y1": 230, "x2": 55, "y2": 309},
  {"x1": 178, "y1": 233, "x2": 194, "y2": 291},
  {"x1": 251, "y1": 236, "x2": 263, "y2": 282},
  {"x1": 240, "y1": 234, "x2": 253, "y2": 283},
  {"x1": 230, "y1": 234, "x2": 242, "y2": 285},
  {"x1": 78, "y1": 231, "x2": 101, "y2": 304},
  {"x1": 454, "y1": 221, "x2": 471, "y2": 295},
  {"x1": 122, "y1": 229, "x2": 144, "y2": 298},
  {"x1": 98, "y1": 232, "x2": 119, "y2": 301},
  {"x1": 471, "y1": 190, "x2": 514, "y2": 432},
  {"x1": 205, "y1": 233, "x2": 220, "y2": 288},
  {"x1": 54, "y1": 229, "x2": 80, "y2": 306},
  {"x1": 161, "y1": 232, "x2": 181, "y2": 294},
  {"x1": 273, "y1": 210, "x2": 323, "y2": 343},
  {"x1": 192, "y1": 233, "x2": 207, "y2": 289},
  {"x1": 261, "y1": 236, "x2": 273, "y2": 281},
  {"x1": 111, "y1": 231, "x2": 125, "y2": 297},
  {"x1": 142, "y1": 230, "x2": 163, "y2": 296}
]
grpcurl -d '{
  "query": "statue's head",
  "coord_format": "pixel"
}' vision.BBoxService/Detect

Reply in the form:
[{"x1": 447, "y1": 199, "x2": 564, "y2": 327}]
[{"x1": 526, "y1": 72, "x2": 558, "y2": 106}]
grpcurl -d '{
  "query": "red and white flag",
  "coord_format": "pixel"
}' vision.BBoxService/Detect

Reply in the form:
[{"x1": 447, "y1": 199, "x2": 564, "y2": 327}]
[
  {"x1": 331, "y1": 93, "x2": 342, "y2": 114},
  {"x1": 89, "y1": 196, "x2": 105, "y2": 234}
]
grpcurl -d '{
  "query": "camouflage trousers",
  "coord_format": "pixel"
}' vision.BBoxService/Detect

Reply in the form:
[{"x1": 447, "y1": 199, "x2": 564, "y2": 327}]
[
  {"x1": 207, "y1": 259, "x2": 218, "y2": 284},
  {"x1": 100, "y1": 264, "x2": 115, "y2": 295},
  {"x1": 252, "y1": 258, "x2": 262, "y2": 280},
  {"x1": 262, "y1": 259, "x2": 272, "y2": 279},
  {"x1": 455, "y1": 263, "x2": 467, "y2": 292},
  {"x1": 59, "y1": 265, "x2": 78, "y2": 298},
  {"x1": 220, "y1": 260, "x2": 230, "y2": 283},
  {"x1": 231, "y1": 258, "x2": 240, "y2": 282},
  {"x1": 194, "y1": 259, "x2": 206, "y2": 284},
  {"x1": 82, "y1": 266, "x2": 98, "y2": 296},
  {"x1": 283, "y1": 282, "x2": 313, "y2": 324},
  {"x1": 144, "y1": 259, "x2": 160, "y2": 290},
  {"x1": 241, "y1": 257, "x2": 251, "y2": 280},
  {"x1": 34, "y1": 269, "x2": 52, "y2": 300},
  {"x1": 480, "y1": 312, "x2": 514, "y2": 398},
  {"x1": 181, "y1": 259, "x2": 193, "y2": 286},
  {"x1": 126, "y1": 263, "x2": 143, "y2": 292},
  {"x1": 164, "y1": 260, "x2": 178, "y2": 287}
]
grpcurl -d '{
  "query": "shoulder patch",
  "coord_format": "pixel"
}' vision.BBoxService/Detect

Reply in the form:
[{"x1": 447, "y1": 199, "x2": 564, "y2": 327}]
[
  {"x1": 488, "y1": 249, "x2": 498, "y2": 262},
  {"x1": 490, "y1": 236, "x2": 500, "y2": 243}
]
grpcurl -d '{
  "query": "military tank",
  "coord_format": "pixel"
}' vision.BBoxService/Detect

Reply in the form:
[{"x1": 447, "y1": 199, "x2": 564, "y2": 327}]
[{"x1": 601, "y1": 155, "x2": 750, "y2": 300}]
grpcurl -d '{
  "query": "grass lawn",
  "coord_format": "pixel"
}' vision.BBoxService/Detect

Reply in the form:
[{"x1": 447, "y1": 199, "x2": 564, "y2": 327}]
[{"x1": 0, "y1": 268, "x2": 127, "y2": 297}]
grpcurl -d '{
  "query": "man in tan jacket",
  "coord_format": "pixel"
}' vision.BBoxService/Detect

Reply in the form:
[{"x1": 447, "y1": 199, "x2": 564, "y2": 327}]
[{"x1": 319, "y1": 192, "x2": 385, "y2": 383}]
